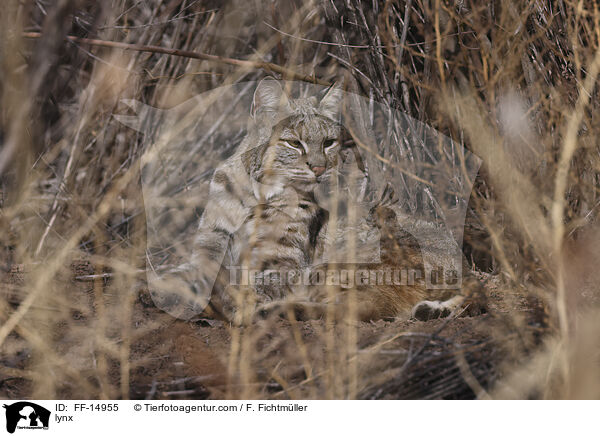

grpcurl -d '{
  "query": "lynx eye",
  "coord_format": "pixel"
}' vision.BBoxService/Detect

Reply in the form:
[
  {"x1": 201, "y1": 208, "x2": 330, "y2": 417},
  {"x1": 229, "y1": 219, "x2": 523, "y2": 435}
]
[
  {"x1": 323, "y1": 139, "x2": 338, "y2": 150},
  {"x1": 281, "y1": 139, "x2": 304, "y2": 150}
]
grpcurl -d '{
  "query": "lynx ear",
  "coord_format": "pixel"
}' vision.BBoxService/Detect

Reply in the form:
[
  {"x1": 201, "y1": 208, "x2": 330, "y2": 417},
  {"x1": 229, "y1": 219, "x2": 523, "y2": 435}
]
[
  {"x1": 252, "y1": 77, "x2": 290, "y2": 116},
  {"x1": 319, "y1": 82, "x2": 343, "y2": 120}
]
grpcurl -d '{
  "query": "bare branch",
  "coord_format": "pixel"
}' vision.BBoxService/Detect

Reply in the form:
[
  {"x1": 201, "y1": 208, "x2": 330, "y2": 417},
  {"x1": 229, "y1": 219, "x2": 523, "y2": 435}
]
[{"x1": 22, "y1": 32, "x2": 331, "y2": 86}]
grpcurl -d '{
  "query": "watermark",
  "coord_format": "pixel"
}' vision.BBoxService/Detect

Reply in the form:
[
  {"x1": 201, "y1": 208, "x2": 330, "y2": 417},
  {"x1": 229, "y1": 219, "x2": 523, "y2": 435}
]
[
  {"x1": 115, "y1": 79, "x2": 481, "y2": 319},
  {"x1": 226, "y1": 265, "x2": 459, "y2": 288},
  {"x1": 3, "y1": 402, "x2": 50, "y2": 434}
]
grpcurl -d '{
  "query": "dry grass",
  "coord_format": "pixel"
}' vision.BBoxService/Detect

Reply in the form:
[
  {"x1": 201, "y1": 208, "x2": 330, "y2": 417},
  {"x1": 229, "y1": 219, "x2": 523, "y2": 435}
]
[{"x1": 0, "y1": 0, "x2": 599, "y2": 399}]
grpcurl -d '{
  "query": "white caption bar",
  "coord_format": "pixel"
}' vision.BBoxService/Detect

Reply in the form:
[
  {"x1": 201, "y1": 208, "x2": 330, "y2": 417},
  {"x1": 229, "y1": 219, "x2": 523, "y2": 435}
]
[{"x1": 0, "y1": 400, "x2": 596, "y2": 435}]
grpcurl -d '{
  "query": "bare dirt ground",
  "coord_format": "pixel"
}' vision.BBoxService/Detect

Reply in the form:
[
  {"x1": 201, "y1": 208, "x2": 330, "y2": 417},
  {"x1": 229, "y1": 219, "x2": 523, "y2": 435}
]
[{"x1": 0, "y1": 261, "x2": 547, "y2": 400}]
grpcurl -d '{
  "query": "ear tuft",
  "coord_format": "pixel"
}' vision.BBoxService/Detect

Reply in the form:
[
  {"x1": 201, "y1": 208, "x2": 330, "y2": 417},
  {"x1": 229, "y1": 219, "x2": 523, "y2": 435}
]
[
  {"x1": 252, "y1": 77, "x2": 290, "y2": 116},
  {"x1": 319, "y1": 82, "x2": 343, "y2": 120}
]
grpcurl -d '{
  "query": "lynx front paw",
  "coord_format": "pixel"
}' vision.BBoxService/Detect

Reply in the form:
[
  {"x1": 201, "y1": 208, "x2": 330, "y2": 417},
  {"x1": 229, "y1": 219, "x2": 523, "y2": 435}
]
[
  {"x1": 411, "y1": 295, "x2": 486, "y2": 321},
  {"x1": 411, "y1": 300, "x2": 452, "y2": 321},
  {"x1": 411, "y1": 295, "x2": 465, "y2": 321}
]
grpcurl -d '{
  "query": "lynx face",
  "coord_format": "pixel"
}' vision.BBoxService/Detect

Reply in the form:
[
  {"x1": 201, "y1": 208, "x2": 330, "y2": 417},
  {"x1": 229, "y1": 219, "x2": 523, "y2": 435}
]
[
  {"x1": 246, "y1": 80, "x2": 343, "y2": 194},
  {"x1": 260, "y1": 113, "x2": 341, "y2": 191}
]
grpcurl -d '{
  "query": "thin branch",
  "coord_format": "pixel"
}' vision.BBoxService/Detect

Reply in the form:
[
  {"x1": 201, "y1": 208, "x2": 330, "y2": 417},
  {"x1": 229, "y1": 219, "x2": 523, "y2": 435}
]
[
  {"x1": 263, "y1": 21, "x2": 396, "y2": 48},
  {"x1": 22, "y1": 32, "x2": 330, "y2": 86},
  {"x1": 99, "y1": 10, "x2": 217, "y2": 30}
]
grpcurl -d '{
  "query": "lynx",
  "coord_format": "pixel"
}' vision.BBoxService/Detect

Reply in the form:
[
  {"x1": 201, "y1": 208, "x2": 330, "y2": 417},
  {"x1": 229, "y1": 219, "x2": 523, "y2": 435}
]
[{"x1": 165, "y1": 78, "x2": 482, "y2": 323}]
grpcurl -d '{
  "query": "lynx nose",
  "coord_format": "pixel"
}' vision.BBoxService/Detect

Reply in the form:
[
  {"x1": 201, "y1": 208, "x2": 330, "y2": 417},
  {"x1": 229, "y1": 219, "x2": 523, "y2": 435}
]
[{"x1": 310, "y1": 166, "x2": 326, "y2": 177}]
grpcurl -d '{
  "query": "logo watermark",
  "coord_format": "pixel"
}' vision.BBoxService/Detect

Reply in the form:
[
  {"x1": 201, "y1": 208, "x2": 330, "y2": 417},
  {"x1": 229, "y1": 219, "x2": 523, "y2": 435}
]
[
  {"x1": 3, "y1": 402, "x2": 50, "y2": 434},
  {"x1": 115, "y1": 80, "x2": 481, "y2": 319}
]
